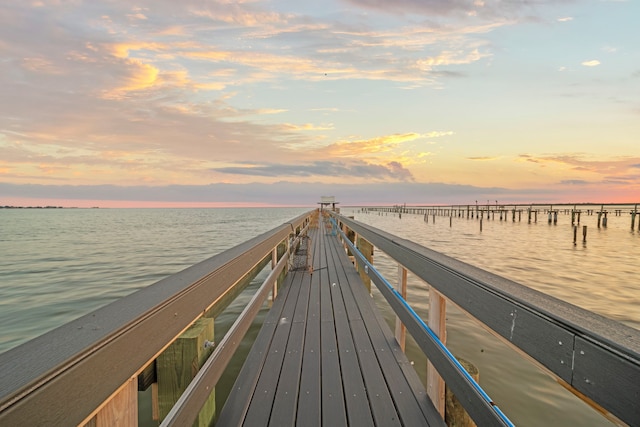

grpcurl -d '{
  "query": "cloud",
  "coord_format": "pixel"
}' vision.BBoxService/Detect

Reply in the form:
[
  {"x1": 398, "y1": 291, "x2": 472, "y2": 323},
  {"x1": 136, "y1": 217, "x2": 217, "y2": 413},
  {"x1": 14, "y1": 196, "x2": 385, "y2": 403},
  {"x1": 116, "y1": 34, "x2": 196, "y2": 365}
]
[
  {"x1": 517, "y1": 154, "x2": 640, "y2": 182},
  {"x1": 559, "y1": 179, "x2": 589, "y2": 185},
  {"x1": 468, "y1": 156, "x2": 500, "y2": 161},
  {"x1": 319, "y1": 133, "x2": 422, "y2": 158},
  {"x1": 211, "y1": 159, "x2": 415, "y2": 181},
  {"x1": 581, "y1": 60, "x2": 601, "y2": 67},
  {"x1": 0, "y1": 180, "x2": 585, "y2": 207},
  {"x1": 557, "y1": 17, "x2": 573, "y2": 22},
  {"x1": 340, "y1": 0, "x2": 558, "y2": 20}
]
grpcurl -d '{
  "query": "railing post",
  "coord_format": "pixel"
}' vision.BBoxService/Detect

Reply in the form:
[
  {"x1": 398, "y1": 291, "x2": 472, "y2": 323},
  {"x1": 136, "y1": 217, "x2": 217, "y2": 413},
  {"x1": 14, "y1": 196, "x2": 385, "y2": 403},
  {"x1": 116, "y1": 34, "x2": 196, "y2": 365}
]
[
  {"x1": 352, "y1": 231, "x2": 359, "y2": 268},
  {"x1": 271, "y1": 247, "x2": 278, "y2": 300},
  {"x1": 427, "y1": 288, "x2": 446, "y2": 416},
  {"x1": 80, "y1": 376, "x2": 138, "y2": 427},
  {"x1": 356, "y1": 235, "x2": 373, "y2": 292},
  {"x1": 395, "y1": 264, "x2": 407, "y2": 351}
]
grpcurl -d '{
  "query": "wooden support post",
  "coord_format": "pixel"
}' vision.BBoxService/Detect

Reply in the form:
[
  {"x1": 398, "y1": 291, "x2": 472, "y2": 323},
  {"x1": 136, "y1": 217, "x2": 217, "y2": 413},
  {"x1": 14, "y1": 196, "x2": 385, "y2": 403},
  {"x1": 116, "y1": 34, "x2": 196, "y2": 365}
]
[
  {"x1": 157, "y1": 317, "x2": 216, "y2": 427},
  {"x1": 395, "y1": 265, "x2": 408, "y2": 351},
  {"x1": 445, "y1": 359, "x2": 479, "y2": 427},
  {"x1": 427, "y1": 288, "x2": 446, "y2": 417},
  {"x1": 81, "y1": 376, "x2": 138, "y2": 427},
  {"x1": 356, "y1": 236, "x2": 373, "y2": 292},
  {"x1": 271, "y1": 247, "x2": 278, "y2": 300}
]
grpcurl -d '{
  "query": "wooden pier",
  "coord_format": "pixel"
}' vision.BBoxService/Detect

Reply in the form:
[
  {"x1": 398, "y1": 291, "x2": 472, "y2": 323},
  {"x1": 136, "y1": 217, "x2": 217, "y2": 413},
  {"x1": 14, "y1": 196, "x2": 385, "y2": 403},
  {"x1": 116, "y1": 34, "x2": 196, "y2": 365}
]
[
  {"x1": 216, "y1": 222, "x2": 442, "y2": 426},
  {"x1": 364, "y1": 202, "x2": 640, "y2": 230},
  {"x1": 1, "y1": 208, "x2": 639, "y2": 427}
]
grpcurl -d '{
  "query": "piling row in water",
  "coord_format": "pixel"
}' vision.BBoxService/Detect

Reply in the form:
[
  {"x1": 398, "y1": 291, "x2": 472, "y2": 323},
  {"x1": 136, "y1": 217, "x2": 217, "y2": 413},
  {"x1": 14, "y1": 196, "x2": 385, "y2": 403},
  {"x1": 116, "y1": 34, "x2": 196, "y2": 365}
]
[{"x1": 361, "y1": 203, "x2": 640, "y2": 231}]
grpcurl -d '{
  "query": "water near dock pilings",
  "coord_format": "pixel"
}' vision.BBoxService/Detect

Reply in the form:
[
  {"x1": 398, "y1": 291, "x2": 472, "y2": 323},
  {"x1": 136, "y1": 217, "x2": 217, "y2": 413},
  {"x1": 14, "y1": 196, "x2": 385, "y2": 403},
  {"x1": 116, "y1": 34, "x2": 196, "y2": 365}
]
[{"x1": 1, "y1": 206, "x2": 638, "y2": 426}]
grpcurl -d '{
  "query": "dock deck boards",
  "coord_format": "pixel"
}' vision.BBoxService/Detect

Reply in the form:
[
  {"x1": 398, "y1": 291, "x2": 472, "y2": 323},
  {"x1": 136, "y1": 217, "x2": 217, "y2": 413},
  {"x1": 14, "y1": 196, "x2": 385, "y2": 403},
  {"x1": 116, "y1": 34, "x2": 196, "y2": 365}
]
[{"x1": 217, "y1": 222, "x2": 444, "y2": 426}]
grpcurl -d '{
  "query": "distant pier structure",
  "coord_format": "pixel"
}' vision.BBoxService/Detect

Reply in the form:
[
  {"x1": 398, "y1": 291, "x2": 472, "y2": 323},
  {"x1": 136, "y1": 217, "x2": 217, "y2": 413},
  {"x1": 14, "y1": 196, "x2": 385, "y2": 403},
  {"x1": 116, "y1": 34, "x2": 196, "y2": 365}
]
[
  {"x1": 318, "y1": 195, "x2": 340, "y2": 212},
  {"x1": 362, "y1": 202, "x2": 640, "y2": 231}
]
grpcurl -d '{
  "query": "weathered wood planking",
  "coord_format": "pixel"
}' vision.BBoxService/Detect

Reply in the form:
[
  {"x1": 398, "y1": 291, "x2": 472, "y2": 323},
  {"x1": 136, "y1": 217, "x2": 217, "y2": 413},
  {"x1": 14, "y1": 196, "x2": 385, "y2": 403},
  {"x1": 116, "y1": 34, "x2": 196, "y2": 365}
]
[
  {"x1": 218, "y1": 225, "x2": 444, "y2": 426},
  {"x1": 214, "y1": 270, "x2": 301, "y2": 426},
  {"x1": 297, "y1": 232, "x2": 323, "y2": 427},
  {"x1": 326, "y1": 232, "x2": 441, "y2": 426}
]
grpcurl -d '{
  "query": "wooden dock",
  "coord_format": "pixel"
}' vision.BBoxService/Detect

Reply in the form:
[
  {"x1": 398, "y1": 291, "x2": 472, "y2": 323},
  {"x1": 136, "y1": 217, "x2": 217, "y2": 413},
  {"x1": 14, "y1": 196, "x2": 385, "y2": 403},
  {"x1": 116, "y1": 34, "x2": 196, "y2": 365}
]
[
  {"x1": 1, "y1": 208, "x2": 638, "y2": 427},
  {"x1": 217, "y1": 224, "x2": 444, "y2": 426}
]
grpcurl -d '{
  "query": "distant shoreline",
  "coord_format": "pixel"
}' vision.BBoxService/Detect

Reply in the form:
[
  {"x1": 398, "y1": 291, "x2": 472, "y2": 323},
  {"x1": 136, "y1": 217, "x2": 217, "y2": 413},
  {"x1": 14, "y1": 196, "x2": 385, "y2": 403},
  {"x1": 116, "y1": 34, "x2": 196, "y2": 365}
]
[{"x1": 0, "y1": 206, "x2": 99, "y2": 209}]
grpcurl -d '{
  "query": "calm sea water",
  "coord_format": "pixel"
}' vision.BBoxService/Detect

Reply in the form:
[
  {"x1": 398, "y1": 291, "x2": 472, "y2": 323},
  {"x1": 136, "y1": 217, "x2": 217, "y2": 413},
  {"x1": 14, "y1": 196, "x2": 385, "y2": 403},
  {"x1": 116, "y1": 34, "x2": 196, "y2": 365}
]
[{"x1": 1, "y1": 206, "x2": 638, "y2": 426}]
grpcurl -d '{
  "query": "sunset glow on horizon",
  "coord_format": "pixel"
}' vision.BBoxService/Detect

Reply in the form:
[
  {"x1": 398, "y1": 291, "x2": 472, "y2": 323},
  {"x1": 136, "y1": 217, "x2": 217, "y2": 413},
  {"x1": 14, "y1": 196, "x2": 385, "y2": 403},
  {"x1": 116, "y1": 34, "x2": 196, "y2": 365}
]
[{"x1": 1, "y1": 0, "x2": 639, "y2": 207}]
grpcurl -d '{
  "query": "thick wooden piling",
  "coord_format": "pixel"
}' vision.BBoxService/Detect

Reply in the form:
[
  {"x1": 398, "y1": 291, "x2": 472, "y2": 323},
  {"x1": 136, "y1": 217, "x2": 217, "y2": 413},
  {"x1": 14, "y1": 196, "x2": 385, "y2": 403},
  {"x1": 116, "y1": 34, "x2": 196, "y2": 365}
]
[
  {"x1": 356, "y1": 236, "x2": 374, "y2": 292},
  {"x1": 156, "y1": 317, "x2": 216, "y2": 426},
  {"x1": 445, "y1": 358, "x2": 479, "y2": 427}
]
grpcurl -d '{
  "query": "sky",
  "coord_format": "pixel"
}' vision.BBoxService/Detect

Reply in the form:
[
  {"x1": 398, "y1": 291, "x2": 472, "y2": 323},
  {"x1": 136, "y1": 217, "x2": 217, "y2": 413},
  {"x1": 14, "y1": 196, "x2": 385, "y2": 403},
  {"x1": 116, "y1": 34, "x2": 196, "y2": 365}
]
[{"x1": 1, "y1": 0, "x2": 639, "y2": 207}]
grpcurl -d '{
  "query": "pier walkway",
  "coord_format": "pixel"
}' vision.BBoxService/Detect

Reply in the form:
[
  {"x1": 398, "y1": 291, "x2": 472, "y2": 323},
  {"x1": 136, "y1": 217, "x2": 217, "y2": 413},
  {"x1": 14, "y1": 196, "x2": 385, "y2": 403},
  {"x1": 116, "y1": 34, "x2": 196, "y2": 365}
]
[
  {"x1": 217, "y1": 223, "x2": 444, "y2": 426},
  {"x1": 2, "y1": 209, "x2": 638, "y2": 427}
]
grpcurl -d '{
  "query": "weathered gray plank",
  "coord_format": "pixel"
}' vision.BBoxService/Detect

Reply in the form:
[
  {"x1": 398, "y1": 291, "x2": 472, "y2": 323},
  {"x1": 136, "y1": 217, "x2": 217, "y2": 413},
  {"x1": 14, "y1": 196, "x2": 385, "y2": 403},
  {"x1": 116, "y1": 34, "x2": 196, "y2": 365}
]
[
  {"x1": 241, "y1": 271, "x2": 304, "y2": 427},
  {"x1": 327, "y1": 241, "x2": 374, "y2": 426},
  {"x1": 317, "y1": 231, "x2": 348, "y2": 426},
  {"x1": 327, "y1": 235, "x2": 442, "y2": 426},
  {"x1": 269, "y1": 269, "x2": 311, "y2": 426},
  {"x1": 296, "y1": 230, "x2": 323, "y2": 427},
  {"x1": 350, "y1": 319, "x2": 403, "y2": 426},
  {"x1": 215, "y1": 270, "x2": 300, "y2": 426}
]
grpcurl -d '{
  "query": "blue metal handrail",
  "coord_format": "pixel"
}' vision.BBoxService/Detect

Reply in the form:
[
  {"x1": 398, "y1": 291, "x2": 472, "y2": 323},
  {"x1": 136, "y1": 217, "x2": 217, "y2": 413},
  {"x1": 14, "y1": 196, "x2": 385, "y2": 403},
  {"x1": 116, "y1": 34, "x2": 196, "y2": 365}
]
[{"x1": 334, "y1": 219, "x2": 514, "y2": 426}]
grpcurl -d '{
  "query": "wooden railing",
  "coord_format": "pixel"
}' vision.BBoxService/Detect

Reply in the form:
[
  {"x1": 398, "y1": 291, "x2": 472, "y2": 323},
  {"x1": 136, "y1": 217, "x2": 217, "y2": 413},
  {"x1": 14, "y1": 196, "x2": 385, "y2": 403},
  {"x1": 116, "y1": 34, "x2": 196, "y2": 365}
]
[
  {"x1": 0, "y1": 211, "x2": 315, "y2": 426},
  {"x1": 332, "y1": 212, "x2": 640, "y2": 427}
]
